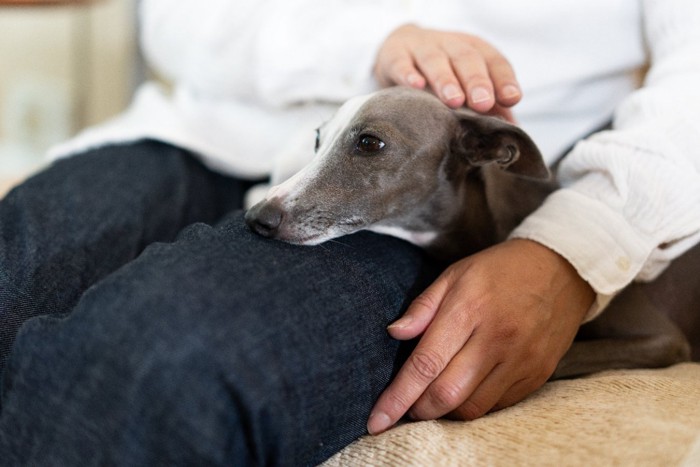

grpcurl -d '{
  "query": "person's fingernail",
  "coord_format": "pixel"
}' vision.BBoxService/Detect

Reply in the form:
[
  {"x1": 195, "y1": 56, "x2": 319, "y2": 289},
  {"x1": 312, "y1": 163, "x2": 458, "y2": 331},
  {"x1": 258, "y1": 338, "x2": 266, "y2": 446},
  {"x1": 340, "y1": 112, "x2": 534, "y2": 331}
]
[
  {"x1": 442, "y1": 84, "x2": 464, "y2": 101},
  {"x1": 367, "y1": 411, "x2": 392, "y2": 435},
  {"x1": 406, "y1": 73, "x2": 423, "y2": 87},
  {"x1": 501, "y1": 84, "x2": 521, "y2": 99},
  {"x1": 387, "y1": 315, "x2": 413, "y2": 330},
  {"x1": 470, "y1": 87, "x2": 491, "y2": 104}
]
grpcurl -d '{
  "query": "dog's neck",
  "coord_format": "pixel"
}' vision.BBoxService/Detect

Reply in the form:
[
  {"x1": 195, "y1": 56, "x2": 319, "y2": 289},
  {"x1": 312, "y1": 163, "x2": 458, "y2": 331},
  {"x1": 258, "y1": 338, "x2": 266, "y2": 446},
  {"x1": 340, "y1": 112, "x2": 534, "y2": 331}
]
[{"x1": 426, "y1": 164, "x2": 556, "y2": 262}]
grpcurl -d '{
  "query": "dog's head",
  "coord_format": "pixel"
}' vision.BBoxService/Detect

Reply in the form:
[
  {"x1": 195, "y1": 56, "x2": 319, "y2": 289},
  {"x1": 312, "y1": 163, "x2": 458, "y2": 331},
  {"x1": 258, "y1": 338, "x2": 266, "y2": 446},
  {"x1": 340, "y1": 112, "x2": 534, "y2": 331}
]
[{"x1": 245, "y1": 87, "x2": 551, "y2": 259}]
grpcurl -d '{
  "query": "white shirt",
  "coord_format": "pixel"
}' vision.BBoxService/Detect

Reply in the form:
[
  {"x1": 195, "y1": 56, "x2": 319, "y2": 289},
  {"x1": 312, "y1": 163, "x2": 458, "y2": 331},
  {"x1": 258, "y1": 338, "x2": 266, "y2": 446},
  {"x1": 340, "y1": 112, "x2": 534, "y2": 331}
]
[{"x1": 50, "y1": 0, "x2": 700, "y2": 319}]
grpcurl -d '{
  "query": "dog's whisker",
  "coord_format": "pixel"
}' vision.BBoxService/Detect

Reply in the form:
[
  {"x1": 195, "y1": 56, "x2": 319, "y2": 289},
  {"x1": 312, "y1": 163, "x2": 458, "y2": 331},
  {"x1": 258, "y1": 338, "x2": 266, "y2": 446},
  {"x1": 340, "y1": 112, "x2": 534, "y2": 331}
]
[{"x1": 326, "y1": 238, "x2": 353, "y2": 248}]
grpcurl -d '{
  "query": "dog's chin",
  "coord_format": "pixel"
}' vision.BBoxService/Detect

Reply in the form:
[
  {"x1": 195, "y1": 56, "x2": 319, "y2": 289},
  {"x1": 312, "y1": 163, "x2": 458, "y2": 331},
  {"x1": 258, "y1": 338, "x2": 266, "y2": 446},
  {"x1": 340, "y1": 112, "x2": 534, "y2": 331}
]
[{"x1": 278, "y1": 226, "x2": 359, "y2": 246}]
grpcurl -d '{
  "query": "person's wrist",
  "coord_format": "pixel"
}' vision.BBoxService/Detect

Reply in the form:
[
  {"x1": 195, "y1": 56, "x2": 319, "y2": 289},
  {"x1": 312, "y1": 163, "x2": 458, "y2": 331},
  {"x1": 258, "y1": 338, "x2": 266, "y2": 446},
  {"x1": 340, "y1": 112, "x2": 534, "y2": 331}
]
[{"x1": 510, "y1": 238, "x2": 595, "y2": 323}]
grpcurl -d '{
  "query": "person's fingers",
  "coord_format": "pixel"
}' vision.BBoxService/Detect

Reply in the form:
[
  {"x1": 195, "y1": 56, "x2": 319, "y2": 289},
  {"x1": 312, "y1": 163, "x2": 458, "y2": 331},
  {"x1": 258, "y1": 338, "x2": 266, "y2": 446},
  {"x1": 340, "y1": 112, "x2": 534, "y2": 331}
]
[
  {"x1": 413, "y1": 45, "x2": 466, "y2": 108},
  {"x1": 445, "y1": 348, "x2": 556, "y2": 421},
  {"x1": 444, "y1": 41, "x2": 496, "y2": 113},
  {"x1": 375, "y1": 25, "x2": 523, "y2": 114},
  {"x1": 407, "y1": 331, "x2": 499, "y2": 420},
  {"x1": 369, "y1": 277, "x2": 478, "y2": 434},
  {"x1": 490, "y1": 59, "x2": 521, "y2": 107},
  {"x1": 446, "y1": 363, "x2": 520, "y2": 421},
  {"x1": 490, "y1": 375, "x2": 548, "y2": 413},
  {"x1": 367, "y1": 345, "x2": 450, "y2": 434},
  {"x1": 387, "y1": 270, "x2": 453, "y2": 340},
  {"x1": 471, "y1": 39, "x2": 522, "y2": 107},
  {"x1": 375, "y1": 47, "x2": 427, "y2": 89}
]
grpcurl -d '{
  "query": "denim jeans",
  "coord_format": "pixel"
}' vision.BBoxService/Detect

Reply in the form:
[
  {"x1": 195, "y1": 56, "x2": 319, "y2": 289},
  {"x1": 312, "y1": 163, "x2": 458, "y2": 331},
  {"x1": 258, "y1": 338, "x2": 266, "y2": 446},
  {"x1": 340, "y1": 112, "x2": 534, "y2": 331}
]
[{"x1": 0, "y1": 141, "x2": 440, "y2": 466}]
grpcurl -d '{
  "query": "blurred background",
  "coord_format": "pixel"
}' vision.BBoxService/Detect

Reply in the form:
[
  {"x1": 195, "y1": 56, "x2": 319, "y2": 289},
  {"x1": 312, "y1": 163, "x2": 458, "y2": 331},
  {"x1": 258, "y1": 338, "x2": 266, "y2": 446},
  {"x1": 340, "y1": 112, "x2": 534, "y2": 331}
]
[{"x1": 0, "y1": 0, "x2": 140, "y2": 196}]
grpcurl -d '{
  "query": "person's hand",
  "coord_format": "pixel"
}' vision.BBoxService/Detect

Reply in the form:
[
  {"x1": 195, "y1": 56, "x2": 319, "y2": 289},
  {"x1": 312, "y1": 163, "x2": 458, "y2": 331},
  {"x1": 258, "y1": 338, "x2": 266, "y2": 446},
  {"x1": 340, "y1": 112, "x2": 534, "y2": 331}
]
[
  {"x1": 367, "y1": 239, "x2": 594, "y2": 435},
  {"x1": 374, "y1": 24, "x2": 521, "y2": 120}
]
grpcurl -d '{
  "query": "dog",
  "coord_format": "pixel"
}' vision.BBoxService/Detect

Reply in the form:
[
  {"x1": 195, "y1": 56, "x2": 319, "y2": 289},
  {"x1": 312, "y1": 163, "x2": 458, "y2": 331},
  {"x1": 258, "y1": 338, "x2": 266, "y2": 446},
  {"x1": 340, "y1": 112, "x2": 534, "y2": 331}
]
[{"x1": 245, "y1": 86, "x2": 693, "y2": 378}]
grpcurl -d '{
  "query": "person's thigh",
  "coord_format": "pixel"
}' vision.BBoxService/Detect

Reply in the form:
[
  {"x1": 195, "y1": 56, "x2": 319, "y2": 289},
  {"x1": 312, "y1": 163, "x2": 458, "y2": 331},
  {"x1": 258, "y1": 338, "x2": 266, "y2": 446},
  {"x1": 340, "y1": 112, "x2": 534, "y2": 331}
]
[
  {"x1": 0, "y1": 214, "x2": 440, "y2": 466},
  {"x1": 0, "y1": 140, "x2": 252, "y2": 372}
]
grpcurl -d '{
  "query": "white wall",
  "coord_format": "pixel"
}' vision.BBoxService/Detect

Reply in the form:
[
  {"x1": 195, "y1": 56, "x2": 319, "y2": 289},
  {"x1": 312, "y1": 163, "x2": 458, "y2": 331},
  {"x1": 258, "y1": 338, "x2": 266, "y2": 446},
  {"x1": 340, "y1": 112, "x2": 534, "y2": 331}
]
[{"x1": 0, "y1": 0, "x2": 138, "y2": 188}]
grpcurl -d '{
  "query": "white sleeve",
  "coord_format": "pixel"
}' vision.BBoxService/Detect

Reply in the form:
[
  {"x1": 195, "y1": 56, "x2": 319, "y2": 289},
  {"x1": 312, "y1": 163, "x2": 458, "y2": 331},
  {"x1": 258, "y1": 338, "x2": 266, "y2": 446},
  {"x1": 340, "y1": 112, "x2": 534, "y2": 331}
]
[
  {"x1": 510, "y1": 0, "x2": 700, "y2": 320},
  {"x1": 139, "y1": 0, "x2": 411, "y2": 106}
]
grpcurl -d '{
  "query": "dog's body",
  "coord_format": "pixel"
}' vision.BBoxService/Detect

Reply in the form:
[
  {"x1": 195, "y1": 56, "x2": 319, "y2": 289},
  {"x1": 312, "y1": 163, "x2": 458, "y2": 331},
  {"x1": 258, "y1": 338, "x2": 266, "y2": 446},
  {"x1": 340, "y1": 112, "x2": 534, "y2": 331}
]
[{"x1": 246, "y1": 87, "x2": 694, "y2": 378}]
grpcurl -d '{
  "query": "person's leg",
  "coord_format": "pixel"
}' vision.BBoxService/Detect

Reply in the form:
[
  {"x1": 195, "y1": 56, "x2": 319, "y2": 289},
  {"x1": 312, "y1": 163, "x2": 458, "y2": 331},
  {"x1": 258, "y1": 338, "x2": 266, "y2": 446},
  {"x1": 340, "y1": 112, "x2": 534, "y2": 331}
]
[
  {"x1": 0, "y1": 214, "x2": 440, "y2": 466},
  {"x1": 0, "y1": 140, "x2": 253, "y2": 372}
]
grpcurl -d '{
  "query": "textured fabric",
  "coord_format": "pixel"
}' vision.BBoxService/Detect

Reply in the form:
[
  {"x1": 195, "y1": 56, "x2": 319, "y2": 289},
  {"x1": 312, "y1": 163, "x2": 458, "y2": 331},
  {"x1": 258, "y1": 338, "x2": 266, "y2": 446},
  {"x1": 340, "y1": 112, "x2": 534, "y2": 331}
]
[
  {"x1": 0, "y1": 141, "x2": 442, "y2": 465},
  {"x1": 324, "y1": 363, "x2": 700, "y2": 467},
  {"x1": 0, "y1": 140, "x2": 256, "y2": 374},
  {"x1": 0, "y1": 220, "x2": 438, "y2": 466}
]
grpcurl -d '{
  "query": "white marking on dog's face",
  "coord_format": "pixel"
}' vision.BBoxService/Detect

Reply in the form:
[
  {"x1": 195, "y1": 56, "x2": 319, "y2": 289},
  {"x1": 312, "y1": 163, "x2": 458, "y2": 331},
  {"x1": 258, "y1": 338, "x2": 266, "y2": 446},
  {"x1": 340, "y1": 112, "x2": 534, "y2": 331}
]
[{"x1": 267, "y1": 93, "x2": 375, "y2": 202}]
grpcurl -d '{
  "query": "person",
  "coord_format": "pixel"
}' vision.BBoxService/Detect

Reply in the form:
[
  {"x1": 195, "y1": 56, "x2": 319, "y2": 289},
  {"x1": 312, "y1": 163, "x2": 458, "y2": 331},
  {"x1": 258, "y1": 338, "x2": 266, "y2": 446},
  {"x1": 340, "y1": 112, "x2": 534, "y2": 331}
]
[{"x1": 0, "y1": 0, "x2": 698, "y2": 465}]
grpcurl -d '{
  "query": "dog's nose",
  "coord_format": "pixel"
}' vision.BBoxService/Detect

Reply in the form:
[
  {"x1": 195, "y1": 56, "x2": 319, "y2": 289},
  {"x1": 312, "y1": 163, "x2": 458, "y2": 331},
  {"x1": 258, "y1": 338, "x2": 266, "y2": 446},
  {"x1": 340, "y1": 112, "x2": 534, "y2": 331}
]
[{"x1": 245, "y1": 202, "x2": 284, "y2": 238}]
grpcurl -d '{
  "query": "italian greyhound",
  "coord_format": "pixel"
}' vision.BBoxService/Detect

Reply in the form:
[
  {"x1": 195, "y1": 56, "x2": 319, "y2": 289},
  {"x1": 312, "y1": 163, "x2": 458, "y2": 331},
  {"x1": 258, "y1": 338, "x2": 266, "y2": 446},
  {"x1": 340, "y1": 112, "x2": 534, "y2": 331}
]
[{"x1": 245, "y1": 87, "x2": 694, "y2": 378}]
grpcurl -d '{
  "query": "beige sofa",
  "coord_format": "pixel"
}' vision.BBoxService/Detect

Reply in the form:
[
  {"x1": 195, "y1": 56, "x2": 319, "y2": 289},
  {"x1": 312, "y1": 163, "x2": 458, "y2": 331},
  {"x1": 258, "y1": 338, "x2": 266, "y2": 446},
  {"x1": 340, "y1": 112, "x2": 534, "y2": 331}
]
[{"x1": 325, "y1": 363, "x2": 700, "y2": 466}]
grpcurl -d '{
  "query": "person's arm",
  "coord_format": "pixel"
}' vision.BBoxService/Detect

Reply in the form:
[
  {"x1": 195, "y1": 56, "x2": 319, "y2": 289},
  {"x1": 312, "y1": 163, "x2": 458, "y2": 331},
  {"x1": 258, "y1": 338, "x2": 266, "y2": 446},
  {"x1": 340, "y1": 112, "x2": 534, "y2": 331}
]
[{"x1": 510, "y1": 0, "x2": 700, "y2": 318}]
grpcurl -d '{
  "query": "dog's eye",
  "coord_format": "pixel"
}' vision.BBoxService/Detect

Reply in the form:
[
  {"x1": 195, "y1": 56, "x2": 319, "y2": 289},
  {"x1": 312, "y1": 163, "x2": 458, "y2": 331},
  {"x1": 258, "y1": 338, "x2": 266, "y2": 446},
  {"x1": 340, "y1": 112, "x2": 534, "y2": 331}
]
[
  {"x1": 314, "y1": 128, "x2": 321, "y2": 153},
  {"x1": 356, "y1": 135, "x2": 386, "y2": 153}
]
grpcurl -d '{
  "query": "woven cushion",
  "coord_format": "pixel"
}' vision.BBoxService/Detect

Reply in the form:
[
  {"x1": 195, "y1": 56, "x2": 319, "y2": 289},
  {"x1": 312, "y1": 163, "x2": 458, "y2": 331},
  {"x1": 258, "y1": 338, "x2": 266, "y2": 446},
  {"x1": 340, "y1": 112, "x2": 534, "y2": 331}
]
[{"x1": 324, "y1": 363, "x2": 700, "y2": 466}]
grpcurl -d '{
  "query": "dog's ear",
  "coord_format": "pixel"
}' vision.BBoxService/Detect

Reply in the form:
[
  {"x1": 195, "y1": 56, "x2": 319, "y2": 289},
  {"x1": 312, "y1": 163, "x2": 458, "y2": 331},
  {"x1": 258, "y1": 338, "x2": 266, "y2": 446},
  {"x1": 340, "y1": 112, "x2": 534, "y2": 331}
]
[{"x1": 451, "y1": 109, "x2": 550, "y2": 180}]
